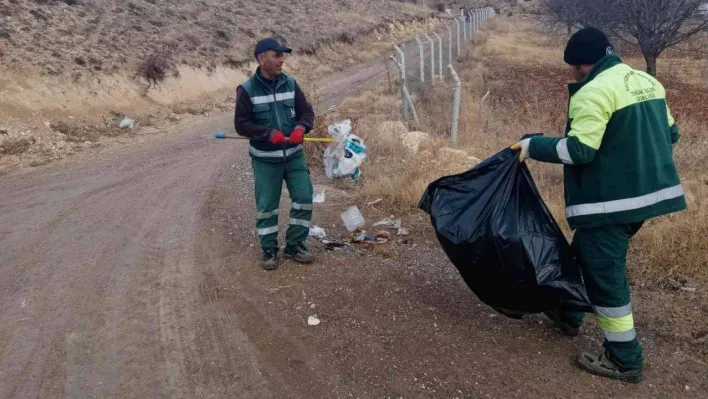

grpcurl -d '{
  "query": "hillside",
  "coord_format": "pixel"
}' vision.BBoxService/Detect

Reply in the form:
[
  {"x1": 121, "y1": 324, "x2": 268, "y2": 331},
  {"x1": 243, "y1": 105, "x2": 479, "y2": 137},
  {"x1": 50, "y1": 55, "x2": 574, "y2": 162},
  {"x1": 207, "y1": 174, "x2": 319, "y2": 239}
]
[
  {"x1": 0, "y1": 0, "x2": 431, "y2": 77},
  {"x1": 437, "y1": 0, "x2": 540, "y2": 15}
]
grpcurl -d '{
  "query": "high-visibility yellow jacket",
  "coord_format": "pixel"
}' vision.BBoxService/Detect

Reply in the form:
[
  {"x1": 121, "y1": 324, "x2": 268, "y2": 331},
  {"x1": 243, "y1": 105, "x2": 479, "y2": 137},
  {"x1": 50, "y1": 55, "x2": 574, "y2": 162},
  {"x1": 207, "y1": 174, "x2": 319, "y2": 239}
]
[{"x1": 529, "y1": 54, "x2": 686, "y2": 229}]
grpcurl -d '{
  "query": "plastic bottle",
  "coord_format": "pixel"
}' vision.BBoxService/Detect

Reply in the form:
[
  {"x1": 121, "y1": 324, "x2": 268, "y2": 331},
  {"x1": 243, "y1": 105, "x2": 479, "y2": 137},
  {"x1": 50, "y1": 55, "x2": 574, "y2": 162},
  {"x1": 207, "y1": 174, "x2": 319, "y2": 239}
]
[{"x1": 340, "y1": 206, "x2": 365, "y2": 232}]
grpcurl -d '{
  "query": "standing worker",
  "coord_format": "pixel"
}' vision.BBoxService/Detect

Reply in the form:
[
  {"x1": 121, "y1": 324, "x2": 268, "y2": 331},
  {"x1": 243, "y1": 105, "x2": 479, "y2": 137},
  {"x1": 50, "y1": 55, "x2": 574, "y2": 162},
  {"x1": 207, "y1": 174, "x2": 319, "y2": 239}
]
[
  {"x1": 234, "y1": 37, "x2": 316, "y2": 271},
  {"x1": 511, "y1": 28, "x2": 686, "y2": 382}
]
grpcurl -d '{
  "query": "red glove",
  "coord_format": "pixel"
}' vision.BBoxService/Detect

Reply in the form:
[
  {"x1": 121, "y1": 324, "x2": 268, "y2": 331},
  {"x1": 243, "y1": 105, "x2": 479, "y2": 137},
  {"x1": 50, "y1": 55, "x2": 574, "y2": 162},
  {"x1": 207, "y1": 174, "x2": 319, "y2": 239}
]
[
  {"x1": 289, "y1": 128, "x2": 305, "y2": 145},
  {"x1": 270, "y1": 131, "x2": 286, "y2": 145}
]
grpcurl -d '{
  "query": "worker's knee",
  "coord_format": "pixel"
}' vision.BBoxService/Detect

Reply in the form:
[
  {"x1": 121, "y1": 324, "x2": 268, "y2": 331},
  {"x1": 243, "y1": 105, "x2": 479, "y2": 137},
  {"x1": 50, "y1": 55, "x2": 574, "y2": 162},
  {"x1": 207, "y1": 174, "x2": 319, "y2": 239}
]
[{"x1": 289, "y1": 180, "x2": 313, "y2": 204}]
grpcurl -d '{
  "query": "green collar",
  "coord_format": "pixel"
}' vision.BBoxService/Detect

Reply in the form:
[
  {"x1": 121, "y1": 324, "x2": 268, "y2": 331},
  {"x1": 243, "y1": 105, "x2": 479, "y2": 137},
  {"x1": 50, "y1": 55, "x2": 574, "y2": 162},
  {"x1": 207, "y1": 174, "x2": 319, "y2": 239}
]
[
  {"x1": 254, "y1": 67, "x2": 287, "y2": 89},
  {"x1": 568, "y1": 54, "x2": 623, "y2": 96}
]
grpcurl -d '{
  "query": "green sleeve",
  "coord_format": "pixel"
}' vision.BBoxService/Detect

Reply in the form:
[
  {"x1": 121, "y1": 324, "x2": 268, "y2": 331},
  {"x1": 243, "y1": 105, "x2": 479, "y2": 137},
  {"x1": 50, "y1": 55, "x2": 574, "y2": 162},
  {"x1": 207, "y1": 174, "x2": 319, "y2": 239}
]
[{"x1": 529, "y1": 136, "x2": 598, "y2": 165}]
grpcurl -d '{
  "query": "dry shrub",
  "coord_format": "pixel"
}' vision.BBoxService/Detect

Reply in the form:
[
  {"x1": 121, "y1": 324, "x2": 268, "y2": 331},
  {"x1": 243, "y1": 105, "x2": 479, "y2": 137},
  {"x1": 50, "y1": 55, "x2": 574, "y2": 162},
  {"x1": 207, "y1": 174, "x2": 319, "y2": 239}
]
[
  {"x1": 631, "y1": 203, "x2": 708, "y2": 284},
  {"x1": 414, "y1": 85, "x2": 454, "y2": 136},
  {"x1": 1, "y1": 137, "x2": 35, "y2": 155},
  {"x1": 137, "y1": 50, "x2": 171, "y2": 87},
  {"x1": 50, "y1": 121, "x2": 100, "y2": 142}
]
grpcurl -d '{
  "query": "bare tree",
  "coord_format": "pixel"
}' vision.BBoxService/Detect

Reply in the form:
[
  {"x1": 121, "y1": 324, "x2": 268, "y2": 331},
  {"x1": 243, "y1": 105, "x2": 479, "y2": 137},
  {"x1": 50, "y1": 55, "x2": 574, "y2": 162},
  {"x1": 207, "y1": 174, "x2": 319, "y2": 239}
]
[
  {"x1": 541, "y1": 0, "x2": 708, "y2": 76},
  {"x1": 541, "y1": 0, "x2": 618, "y2": 33},
  {"x1": 614, "y1": 0, "x2": 708, "y2": 76}
]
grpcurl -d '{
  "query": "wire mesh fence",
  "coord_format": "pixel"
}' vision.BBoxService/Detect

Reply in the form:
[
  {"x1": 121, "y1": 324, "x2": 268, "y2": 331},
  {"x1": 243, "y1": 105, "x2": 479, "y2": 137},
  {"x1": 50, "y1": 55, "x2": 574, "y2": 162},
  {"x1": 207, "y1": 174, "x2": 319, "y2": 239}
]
[{"x1": 390, "y1": 7, "x2": 497, "y2": 147}]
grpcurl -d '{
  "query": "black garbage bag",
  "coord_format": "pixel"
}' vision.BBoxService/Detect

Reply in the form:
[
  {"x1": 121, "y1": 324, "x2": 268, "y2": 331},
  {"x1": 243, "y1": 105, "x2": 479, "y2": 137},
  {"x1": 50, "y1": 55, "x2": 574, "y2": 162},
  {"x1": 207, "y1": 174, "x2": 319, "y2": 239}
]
[{"x1": 419, "y1": 144, "x2": 592, "y2": 318}]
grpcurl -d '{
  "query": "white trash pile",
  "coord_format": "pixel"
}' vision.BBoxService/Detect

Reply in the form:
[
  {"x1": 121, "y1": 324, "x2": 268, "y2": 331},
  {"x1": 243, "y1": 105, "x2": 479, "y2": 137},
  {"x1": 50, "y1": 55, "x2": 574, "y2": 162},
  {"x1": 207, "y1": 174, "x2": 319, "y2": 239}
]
[{"x1": 324, "y1": 120, "x2": 367, "y2": 181}]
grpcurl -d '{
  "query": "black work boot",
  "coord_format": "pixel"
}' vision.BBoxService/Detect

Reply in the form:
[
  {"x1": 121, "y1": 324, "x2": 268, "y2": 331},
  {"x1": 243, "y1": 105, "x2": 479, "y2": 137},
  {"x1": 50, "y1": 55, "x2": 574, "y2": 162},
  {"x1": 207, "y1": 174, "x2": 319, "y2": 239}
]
[
  {"x1": 262, "y1": 249, "x2": 278, "y2": 271},
  {"x1": 544, "y1": 309, "x2": 581, "y2": 337},
  {"x1": 578, "y1": 351, "x2": 644, "y2": 383},
  {"x1": 284, "y1": 243, "x2": 314, "y2": 264}
]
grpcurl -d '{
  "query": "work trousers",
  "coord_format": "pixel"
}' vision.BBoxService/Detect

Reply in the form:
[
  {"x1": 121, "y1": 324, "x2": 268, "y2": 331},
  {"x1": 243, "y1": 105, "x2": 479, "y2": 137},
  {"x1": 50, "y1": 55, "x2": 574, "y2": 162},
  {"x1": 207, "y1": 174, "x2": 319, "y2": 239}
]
[
  {"x1": 561, "y1": 222, "x2": 644, "y2": 370},
  {"x1": 252, "y1": 154, "x2": 313, "y2": 252}
]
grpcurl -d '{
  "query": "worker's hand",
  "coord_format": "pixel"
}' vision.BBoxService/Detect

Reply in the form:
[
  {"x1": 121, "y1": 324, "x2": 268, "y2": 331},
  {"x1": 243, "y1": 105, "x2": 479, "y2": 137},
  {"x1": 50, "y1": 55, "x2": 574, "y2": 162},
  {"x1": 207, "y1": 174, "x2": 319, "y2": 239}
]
[
  {"x1": 289, "y1": 128, "x2": 305, "y2": 145},
  {"x1": 270, "y1": 130, "x2": 287, "y2": 145},
  {"x1": 510, "y1": 138, "x2": 531, "y2": 162}
]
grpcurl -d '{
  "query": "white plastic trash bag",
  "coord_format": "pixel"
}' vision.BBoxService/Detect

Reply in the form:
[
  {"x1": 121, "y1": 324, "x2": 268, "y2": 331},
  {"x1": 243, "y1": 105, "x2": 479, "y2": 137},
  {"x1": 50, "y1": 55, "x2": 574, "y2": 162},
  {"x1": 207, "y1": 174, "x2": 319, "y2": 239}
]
[
  {"x1": 327, "y1": 119, "x2": 352, "y2": 140},
  {"x1": 324, "y1": 120, "x2": 366, "y2": 180}
]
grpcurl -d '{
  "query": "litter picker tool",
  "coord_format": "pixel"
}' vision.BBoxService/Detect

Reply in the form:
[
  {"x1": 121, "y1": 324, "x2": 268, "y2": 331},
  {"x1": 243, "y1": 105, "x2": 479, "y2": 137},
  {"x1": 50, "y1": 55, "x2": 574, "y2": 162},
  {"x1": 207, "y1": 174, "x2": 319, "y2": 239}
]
[{"x1": 215, "y1": 132, "x2": 333, "y2": 143}]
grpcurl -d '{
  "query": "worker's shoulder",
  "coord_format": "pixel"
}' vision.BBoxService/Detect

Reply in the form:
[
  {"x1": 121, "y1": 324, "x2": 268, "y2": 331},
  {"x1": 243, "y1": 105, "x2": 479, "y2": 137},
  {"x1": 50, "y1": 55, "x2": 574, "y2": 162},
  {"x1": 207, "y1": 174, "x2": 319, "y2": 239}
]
[
  {"x1": 587, "y1": 63, "x2": 664, "y2": 94},
  {"x1": 238, "y1": 75, "x2": 257, "y2": 94},
  {"x1": 581, "y1": 63, "x2": 630, "y2": 92},
  {"x1": 281, "y1": 73, "x2": 298, "y2": 87},
  {"x1": 577, "y1": 63, "x2": 666, "y2": 110}
]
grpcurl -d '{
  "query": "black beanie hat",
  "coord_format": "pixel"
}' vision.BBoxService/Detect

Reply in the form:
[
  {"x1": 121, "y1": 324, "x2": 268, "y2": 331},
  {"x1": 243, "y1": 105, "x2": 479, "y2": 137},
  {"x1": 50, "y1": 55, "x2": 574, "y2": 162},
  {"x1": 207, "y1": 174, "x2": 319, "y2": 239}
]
[{"x1": 564, "y1": 27, "x2": 614, "y2": 66}]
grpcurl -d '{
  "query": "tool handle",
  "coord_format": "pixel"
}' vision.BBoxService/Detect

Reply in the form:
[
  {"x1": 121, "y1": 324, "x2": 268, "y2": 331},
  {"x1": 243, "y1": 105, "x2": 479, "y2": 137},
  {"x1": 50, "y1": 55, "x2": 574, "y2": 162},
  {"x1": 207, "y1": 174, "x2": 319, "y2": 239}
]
[
  {"x1": 214, "y1": 132, "x2": 333, "y2": 143},
  {"x1": 303, "y1": 137, "x2": 335, "y2": 143}
]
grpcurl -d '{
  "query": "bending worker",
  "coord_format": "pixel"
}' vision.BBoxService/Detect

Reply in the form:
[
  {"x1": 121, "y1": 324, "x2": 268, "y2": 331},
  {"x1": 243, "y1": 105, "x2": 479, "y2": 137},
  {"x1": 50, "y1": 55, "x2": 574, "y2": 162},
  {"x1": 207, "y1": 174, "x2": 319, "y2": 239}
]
[
  {"x1": 511, "y1": 28, "x2": 686, "y2": 382},
  {"x1": 234, "y1": 37, "x2": 316, "y2": 271}
]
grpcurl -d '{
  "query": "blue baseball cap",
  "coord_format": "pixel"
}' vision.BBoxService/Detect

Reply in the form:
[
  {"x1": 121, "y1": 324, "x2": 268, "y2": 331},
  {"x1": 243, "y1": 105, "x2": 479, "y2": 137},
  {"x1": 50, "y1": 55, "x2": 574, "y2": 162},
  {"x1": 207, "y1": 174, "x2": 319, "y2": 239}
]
[{"x1": 254, "y1": 37, "x2": 292, "y2": 59}]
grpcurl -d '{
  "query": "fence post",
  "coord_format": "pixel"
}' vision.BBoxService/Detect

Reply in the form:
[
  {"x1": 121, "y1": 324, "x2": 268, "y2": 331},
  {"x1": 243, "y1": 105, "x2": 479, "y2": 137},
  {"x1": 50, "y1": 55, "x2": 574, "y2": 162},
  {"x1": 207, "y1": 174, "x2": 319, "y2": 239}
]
[
  {"x1": 415, "y1": 35, "x2": 424, "y2": 83},
  {"x1": 392, "y1": 45, "x2": 410, "y2": 120},
  {"x1": 468, "y1": 11, "x2": 474, "y2": 36},
  {"x1": 389, "y1": 54, "x2": 419, "y2": 124},
  {"x1": 433, "y1": 31, "x2": 443, "y2": 81},
  {"x1": 463, "y1": 13, "x2": 467, "y2": 44},
  {"x1": 454, "y1": 18, "x2": 461, "y2": 57},
  {"x1": 445, "y1": 24, "x2": 452, "y2": 67},
  {"x1": 448, "y1": 64, "x2": 461, "y2": 148},
  {"x1": 401, "y1": 85, "x2": 420, "y2": 124},
  {"x1": 425, "y1": 33, "x2": 435, "y2": 85}
]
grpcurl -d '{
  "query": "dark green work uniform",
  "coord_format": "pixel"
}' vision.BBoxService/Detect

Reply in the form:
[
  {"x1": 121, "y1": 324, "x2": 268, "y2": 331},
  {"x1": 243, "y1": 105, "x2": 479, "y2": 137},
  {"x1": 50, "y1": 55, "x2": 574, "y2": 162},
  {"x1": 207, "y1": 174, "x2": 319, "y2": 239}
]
[
  {"x1": 529, "y1": 54, "x2": 686, "y2": 370},
  {"x1": 234, "y1": 69, "x2": 315, "y2": 253}
]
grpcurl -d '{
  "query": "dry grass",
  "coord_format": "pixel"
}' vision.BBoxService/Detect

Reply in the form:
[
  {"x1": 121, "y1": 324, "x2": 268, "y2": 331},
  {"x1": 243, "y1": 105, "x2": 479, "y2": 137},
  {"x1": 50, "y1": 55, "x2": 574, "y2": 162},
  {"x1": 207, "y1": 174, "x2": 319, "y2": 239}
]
[
  {"x1": 0, "y1": 0, "x2": 432, "y2": 74},
  {"x1": 325, "y1": 16, "x2": 708, "y2": 285}
]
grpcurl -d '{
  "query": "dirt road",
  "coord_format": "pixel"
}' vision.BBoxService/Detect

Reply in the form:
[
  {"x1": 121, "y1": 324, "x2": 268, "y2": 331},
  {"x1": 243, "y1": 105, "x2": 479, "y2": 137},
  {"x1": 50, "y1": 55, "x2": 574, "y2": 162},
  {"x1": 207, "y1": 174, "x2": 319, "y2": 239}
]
[{"x1": 1, "y1": 42, "x2": 707, "y2": 398}]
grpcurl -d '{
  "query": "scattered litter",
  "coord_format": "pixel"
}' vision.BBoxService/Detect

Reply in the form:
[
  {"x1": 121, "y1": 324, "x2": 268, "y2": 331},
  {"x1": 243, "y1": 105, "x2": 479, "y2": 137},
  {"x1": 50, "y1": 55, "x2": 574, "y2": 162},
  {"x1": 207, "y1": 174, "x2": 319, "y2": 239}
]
[
  {"x1": 323, "y1": 240, "x2": 347, "y2": 251},
  {"x1": 310, "y1": 303, "x2": 316, "y2": 309},
  {"x1": 119, "y1": 116, "x2": 135, "y2": 129},
  {"x1": 367, "y1": 198, "x2": 383, "y2": 206},
  {"x1": 309, "y1": 226, "x2": 327, "y2": 239},
  {"x1": 680, "y1": 287, "x2": 697, "y2": 293},
  {"x1": 341, "y1": 206, "x2": 365, "y2": 232},
  {"x1": 313, "y1": 189, "x2": 326, "y2": 204},
  {"x1": 307, "y1": 315, "x2": 321, "y2": 326},
  {"x1": 374, "y1": 218, "x2": 402, "y2": 229},
  {"x1": 397, "y1": 227, "x2": 410, "y2": 236},
  {"x1": 352, "y1": 230, "x2": 390, "y2": 245}
]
